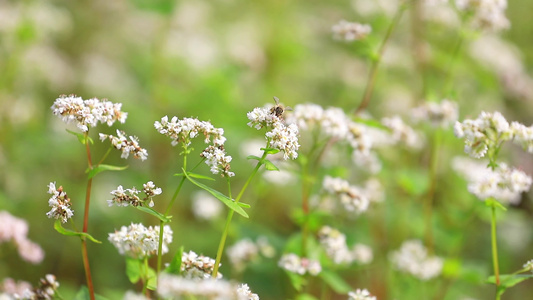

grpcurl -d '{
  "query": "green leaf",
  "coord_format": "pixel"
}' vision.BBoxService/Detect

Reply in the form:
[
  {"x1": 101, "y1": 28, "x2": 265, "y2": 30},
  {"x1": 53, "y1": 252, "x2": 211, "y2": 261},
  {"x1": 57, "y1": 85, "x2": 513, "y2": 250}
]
[
  {"x1": 174, "y1": 172, "x2": 215, "y2": 181},
  {"x1": 86, "y1": 164, "x2": 128, "y2": 179},
  {"x1": 54, "y1": 220, "x2": 101, "y2": 244},
  {"x1": 485, "y1": 198, "x2": 507, "y2": 211},
  {"x1": 183, "y1": 170, "x2": 249, "y2": 218},
  {"x1": 286, "y1": 271, "x2": 306, "y2": 292},
  {"x1": 146, "y1": 267, "x2": 157, "y2": 290},
  {"x1": 73, "y1": 286, "x2": 109, "y2": 300},
  {"x1": 165, "y1": 246, "x2": 184, "y2": 275},
  {"x1": 264, "y1": 159, "x2": 279, "y2": 171},
  {"x1": 487, "y1": 274, "x2": 533, "y2": 296},
  {"x1": 295, "y1": 294, "x2": 319, "y2": 300},
  {"x1": 237, "y1": 202, "x2": 251, "y2": 208},
  {"x1": 126, "y1": 258, "x2": 142, "y2": 284},
  {"x1": 260, "y1": 147, "x2": 280, "y2": 155},
  {"x1": 246, "y1": 155, "x2": 262, "y2": 161},
  {"x1": 66, "y1": 129, "x2": 93, "y2": 145},
  {"x1": 319, "y1": 270, "x2": 352, "y2": 293},
  {"x1": 136, "y1": 206, "x2": 171, "y2": 223}
]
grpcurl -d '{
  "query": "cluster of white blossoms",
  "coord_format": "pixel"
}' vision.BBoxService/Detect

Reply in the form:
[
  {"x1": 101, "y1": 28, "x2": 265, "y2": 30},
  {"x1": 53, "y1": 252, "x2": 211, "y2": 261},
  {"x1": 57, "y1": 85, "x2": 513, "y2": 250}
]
[
  {"x1": 453, "y1": 158, "x2": 532, "y2": 204},
  {"x1": 278, "y1": 253, "x2": 322, "y2": 276},
  {"x1": 14, "y1": 274, "x2": 60, "y2": 300},
  {"x1": 181, "y1": 251, "x2": 221, "y2": 279},
  {"x1": 381, "y1": 116, "x2": 423, "y2": 149},
  {"x1": 154, "y1": 116, "x2": 234, "y2": 177},
  {"x1": 318, "y1": 226, "x2": 373, "y2": 265},
  {"x1": 108, "y1": 181, "x2": 162, "y2": 207},
  {"x1": 456, "y1": 0, "x2": 509, "y2": 31},
  {"x1": 322, "y1": 176, "x2": 370, "y2": 215},
  {"x1": 411, "y1": 99, "x2": 458, "y2": 128},
  {"x1": 247, "y1": 103, "x2": 300, "y2": 160},
  {"x1": 99, "y1": 130, "x2": 148, "y2": 161},
  {"x1": 454, "y1": 111, "x2": 533, "y2": 158},
  {"x1": 108, "y1": 223, "x2": 172, "y2": 259},
  {"x1": 0, "y1": 211, "x2": 44, "y2": 264},
  {"x1": 523, "y1": 260, "x2": 533, "y2": 272},
  {"x1": 389, "y1": 240, "x2": 443, "y2": 281},
  {"x1": 332, "y1": 20, "x2": 372, "y2": 42},
  {"x1": 348, "y1": 289, "x2": 377, "y2": 300},
  {"x1": 51, "y1": 95, "x2": 127, "y2": 132},
  {"x1": 46, "y1": 182, "x2": 74, "y2": 224},
  {"x1": 157, "y1": 274, "x2": 259, "y2": 300},
  {"x1": 226, "y1": 237, "x2": 275, "y2": 272}
]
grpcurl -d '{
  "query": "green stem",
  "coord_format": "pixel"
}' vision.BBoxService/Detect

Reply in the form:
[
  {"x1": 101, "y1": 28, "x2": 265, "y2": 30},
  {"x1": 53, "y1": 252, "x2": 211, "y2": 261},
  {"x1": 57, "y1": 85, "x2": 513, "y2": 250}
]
[
  {"x1": 82, "y1": 133, "x2": 95, "y2": 300},
  {"x1": 490, "y1": 203, "x2": 500, "y2": 288},
  {"x1": 96, "y1": 147, "x2": 113, "y2": 167},
  {"x1": 212, "y1": 150, "x2": 268, "y2": 278},
  {"x1": 354, "y1": 3, "x2": 407, "y2": 115},
  {"x1": 142, "y1": 257, "x2": 149, "y2": 296}
]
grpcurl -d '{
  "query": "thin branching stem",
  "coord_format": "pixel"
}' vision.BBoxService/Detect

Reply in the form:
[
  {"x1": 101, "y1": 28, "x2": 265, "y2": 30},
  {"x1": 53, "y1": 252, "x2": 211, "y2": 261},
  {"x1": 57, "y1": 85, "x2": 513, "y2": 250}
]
[{"x1": 82, "y1": 132, "x2": 95, "y2": 300}]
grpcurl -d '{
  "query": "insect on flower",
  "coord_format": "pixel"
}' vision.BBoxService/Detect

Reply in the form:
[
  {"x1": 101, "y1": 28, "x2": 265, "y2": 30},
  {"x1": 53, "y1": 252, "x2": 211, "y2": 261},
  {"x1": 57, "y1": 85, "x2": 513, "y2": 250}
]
[{"x1": 270, "y1": 96, "x2": 292, "y2": 118}]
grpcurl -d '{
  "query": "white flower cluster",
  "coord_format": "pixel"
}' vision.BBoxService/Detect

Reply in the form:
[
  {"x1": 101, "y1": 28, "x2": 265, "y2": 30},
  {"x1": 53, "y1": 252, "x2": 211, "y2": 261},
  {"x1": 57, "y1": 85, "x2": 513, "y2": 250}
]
[
  {"x1": 523, "y1": 260, "x2": 533, "y2": 272},
  {"x1": 108, "y1": 223, "x2": 172, "y2": 259},
  {"x1": 348, "y1": 289, "x2": 376, "y2": 300},
  {"x1": 51, "y1": 94, "x2": 127, "y2": 132},
  {"x1": 332, "y1": 20, "x2": 372, "y2": 42},
  {"x1": 99, "y1": 130, "x2": 148, "y2": 161},
  {"x1": 247, "y1": 105, "x2": 300, "y2": 160},
  {"x1": 108, "y1": 181, "x2": 162, "y2": 207},
  {"x1": 0, "y1": 211, "x2": 44, "y2": 264},
  {"x1": 17, "y1": 274, "x2": 59, "y2": 300},
  {"x1": 46, "y1": 182, "x2": 74, "y2": 223},
  {"x1": 454, "y1": 111, "x2": 533, "y2": 158},
  {"x1": 154, "y1": 116, "x2": 234, "y2": 177},
  {"x1": 227, "y1": 237, "x2": 275, "y2": 272},
  {"x1": 381, "y1": 116, "x2": 422, "y2": 149},
  {"x1": 181, "y1": 250, "x2": 221, "y2": 279},
  {"x1": 456, "y1": 0, "x2": 509, "y2": 31},
  {"x1": 322, "y1": 176, "x2": 370, "y2": 215},
  {"x1": 411, "y1": 99, "x2": 458, "y2": 128},
  {"x1": 469, "y1": 164, "x2": 531, "y2": 204},
  {"x1": 389, "y1": 240, "x2": 443, "y2": 281},
  {"x1": 318, "y1": 226, "x2": 373, "y2": 265},
  {"x1": 236, "y1": 284, "x2": 260, "y2": 300},
  {"x1": 278, "y1": 253, "x2": 321, "y2": 276},
  {"x1": 157, "y1": 274, "x2": 258, "y2": 300}
]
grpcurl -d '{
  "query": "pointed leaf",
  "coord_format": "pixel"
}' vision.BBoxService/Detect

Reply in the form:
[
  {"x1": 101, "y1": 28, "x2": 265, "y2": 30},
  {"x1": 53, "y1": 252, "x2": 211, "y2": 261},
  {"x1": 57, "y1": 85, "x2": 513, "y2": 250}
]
[
  {"x1": 147, "y1": 267, "x2": 157, "y2": 290},
  {"x1": 136, "y1": 206, "x2": 171, "y2": 223},
  {"x1": 264, "y1": 159, "x2": 279, "y2": 171},
  {"x1": 165, "y1": 246, "x2": 184, "y2": 275},
  {"x1": 66, "y1": 129, "x2": 93, "y2": 145},
  {"x1": 246, "y1": 155, "x2": 262, "y2": 161},
  {"x1": 487, "y1": 274, "x2": 533, "y2": 296},
  {"x1": 260, "y1": 147, "x2": 280, "y2": 155},
  {"x1": 125, "y1": 258, "x2": 142, "y2": 284},
  {"x1": 173, "y1": 172, "x2": 214, "y2": 181},
  {"x1": 87, "y1": 164, "x2": 128, "y2": 179},
  {"x1": 183, "y1": 170, "x2": 248, "y2": 218},
  {"x1": 54, "y1": 220, "x2": 101, "y2": 243},
  {"x1": 237, "y1": 202, "x2": 251, "y2": 208},
  {"x1": 320, "y1": 270, "x2": 352, "y2": 293}
]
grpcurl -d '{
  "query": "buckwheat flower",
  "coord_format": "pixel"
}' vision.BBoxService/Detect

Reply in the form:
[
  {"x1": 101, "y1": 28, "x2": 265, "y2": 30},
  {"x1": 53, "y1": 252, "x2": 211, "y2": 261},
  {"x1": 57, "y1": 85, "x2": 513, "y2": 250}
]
[
  {"x1": 510, "y1": 122, "x2": 533, "y2": 153},
  {"x1": 1, "y1": 278, "x2": 32, "y2": 298},
  {"x1": 142, "y1": 181, "x2": 162, "y2": 207},
  {"x1": 318, "y1": 226, "x2": 354, "y2": 265},
  {"x1": 108, "y1": 223, "x2": 172, "y2": 259},
  {"x1": 181, "y1": 250, "x2": 221, "y2": 279},
  {"x1": 411, "y1": 99, "x2": 458, "y2": 128},
  {"x1": 454, "y1": 111, "x2": 513, "y2": 159},
  {"x1": 265, "y1": 123, "x2": 300, "y2": 160},
  {"x1": 109, "y1": 185, "x2": 142, "y2": 207},
  {"x1": 247, "y1": 106, "x2": 281, "y2": 130},
  {"x1": 348, "y1": 289, "x2": 376, "y2": 300},
  {"x1": 523, "y1": 260, "x2": 533, "y2": 272},
  {"x1": 17, "y1": 239, "x2": 45, "y2": 264},
  {"x1": 0, "y1": 211, "x2": 44, "y2": 264},
  {"x1": 123, "y1": 290, "x2": 150, "y2": 300},
  {"x1": 456, "y1": 0, "x2": 509, "y2": 31},
  {"x1": 157, "y1": 274, "x2": 237, "y2": 299},
  {"x1": 323, "y1": 176, "x2": 370, "y2": 215},
  {"x1": 332, "y1": 20, "x2": 372, "y2": 41},
  {"x1": 201, "y1": 145, "x2": 235, "y2": 177},
  {"x1": 51, "y1": 95, "x2": 127, "y2": 132},
  {"x1": 278, "y1": 253, "x2": 321, "y2": 276},
  {"x1": 382, "y1": 116, "x2": 422, "y2": 149},
  {"x1": 256, "y1": 236, "x2": 276, "y2": 258},
  {"x1": 466, "y1": 164, "x2": 531, "y2": 204},
  {"x1": 227, "y1": 239, "x2": 259, "y2": 272},
  {"x1": 20, "y1": 274, "x2": 60, "y2": 300},
  {"x1": 285, "y1": 103, "x2": 325, "y2": 131},
  {"x1": 236, "y1": 284, "x2": 259, "y2": 300},
  {"x1": 352, "y1": 243, "x2": 373, "y2": 265},
  {"x1": 390, "y1": 240, "x2": 443, "y2": 280},
  {"x1": 154, "y1": 116, "x2": 227, "y2": 147},
  {"x1": 192, "y1": 190, "x2": 223, "y2": 221},
  {"x1": 46, "y1": 182, "x2": 74, "y2": 223},
  {"x1": 99, "y1": 130, "x2": 148, "y2": 161}
]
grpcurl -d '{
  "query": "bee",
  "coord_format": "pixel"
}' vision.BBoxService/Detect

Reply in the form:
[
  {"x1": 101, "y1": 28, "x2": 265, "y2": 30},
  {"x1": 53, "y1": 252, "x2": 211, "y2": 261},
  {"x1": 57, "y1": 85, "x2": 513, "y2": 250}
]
[{"x1": 270, "y1": 96, "x2": 292, "y2": 118}]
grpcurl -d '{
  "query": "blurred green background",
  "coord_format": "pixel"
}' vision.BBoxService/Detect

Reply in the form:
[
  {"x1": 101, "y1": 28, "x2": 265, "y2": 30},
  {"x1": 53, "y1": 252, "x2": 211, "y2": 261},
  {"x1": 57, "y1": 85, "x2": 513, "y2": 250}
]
[{"x1": 1, "y1": 0, "x2": 533, "y2": 299}]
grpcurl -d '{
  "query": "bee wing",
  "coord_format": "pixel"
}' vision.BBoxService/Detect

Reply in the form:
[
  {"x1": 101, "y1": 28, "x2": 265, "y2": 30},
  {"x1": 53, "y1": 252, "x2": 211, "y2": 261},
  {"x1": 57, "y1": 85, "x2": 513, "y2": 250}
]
[
  {"x1": 273, "y1": 96, "x2": 280, "y2": 105},
  {"x1": 285, "y1": 106, "x2": 293, "y2": 111}
]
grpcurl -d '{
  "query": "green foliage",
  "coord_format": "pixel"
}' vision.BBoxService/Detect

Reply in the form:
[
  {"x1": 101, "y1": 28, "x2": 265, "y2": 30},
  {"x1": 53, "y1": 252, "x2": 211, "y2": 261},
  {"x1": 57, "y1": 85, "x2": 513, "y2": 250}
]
[{"x1": 53, "y1": 220, "x2": 101, "y2": 244}]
